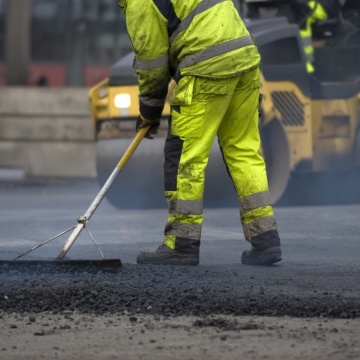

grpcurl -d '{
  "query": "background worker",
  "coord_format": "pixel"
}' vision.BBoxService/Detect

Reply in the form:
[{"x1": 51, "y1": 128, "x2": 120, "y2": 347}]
[
  {"x1": 291, "y1": 0, "x2": 340, "y2": 73},
  {"x1": 119, "y1": 0, "x2": 282, "y2": 266}
]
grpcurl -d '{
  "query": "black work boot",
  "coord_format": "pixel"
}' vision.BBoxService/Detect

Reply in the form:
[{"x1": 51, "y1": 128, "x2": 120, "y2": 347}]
[
  {"x1": 137, "y1": 244, "x2": 199, "y2": 265},
  {"x1": 241, "y1": 246, "x2": 282, "y2": 265}
]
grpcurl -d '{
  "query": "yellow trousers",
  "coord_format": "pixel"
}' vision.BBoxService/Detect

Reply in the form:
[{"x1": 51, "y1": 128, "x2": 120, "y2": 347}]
[{"x1": 163, "y1": 68, "x2": 280, "y2": 254}]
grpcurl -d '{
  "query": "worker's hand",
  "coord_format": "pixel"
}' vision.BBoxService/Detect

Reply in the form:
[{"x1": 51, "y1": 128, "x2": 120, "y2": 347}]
[{"x1": 136, "y1": 115, "x2": 160, "y2": 140}]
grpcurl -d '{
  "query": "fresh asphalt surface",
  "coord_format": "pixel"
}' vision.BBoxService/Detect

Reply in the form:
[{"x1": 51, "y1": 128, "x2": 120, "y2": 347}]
[{"x1": 0, "y1": 177, "x2": 360, "y2": 317}]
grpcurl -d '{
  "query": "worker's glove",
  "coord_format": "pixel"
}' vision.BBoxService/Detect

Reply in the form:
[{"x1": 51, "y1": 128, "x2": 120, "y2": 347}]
[{"x1": 136, "y1": 115, "x2": 160, "y2": 140}]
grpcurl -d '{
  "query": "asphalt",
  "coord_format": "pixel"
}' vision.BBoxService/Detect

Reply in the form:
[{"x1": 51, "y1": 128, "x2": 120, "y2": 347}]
[{"x1": 1, "y1": 178, "x2": 360, "y2": 318}]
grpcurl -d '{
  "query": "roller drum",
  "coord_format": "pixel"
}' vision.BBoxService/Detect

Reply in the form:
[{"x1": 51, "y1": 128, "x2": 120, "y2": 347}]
[{"x1": 96, "y1": 137, "x2": 238, "y2": 209}]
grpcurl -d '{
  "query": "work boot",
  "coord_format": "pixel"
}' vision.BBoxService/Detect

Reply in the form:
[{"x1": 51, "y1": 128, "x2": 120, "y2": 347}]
[
  {"x1": 241, "y1": 246, "x2": 282, "y2": 265},
  {"x1": 137, "y1": 244, "x2": 199, "y2": 265}
]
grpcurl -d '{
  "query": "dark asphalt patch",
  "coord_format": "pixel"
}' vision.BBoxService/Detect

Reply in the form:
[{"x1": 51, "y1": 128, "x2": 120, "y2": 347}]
[
  {"x1": 1, "y1": 264, "x2": 359, "y2": 319},
  {"x1": 0, "y1": 259, "x2": 122, "y2": 272}
]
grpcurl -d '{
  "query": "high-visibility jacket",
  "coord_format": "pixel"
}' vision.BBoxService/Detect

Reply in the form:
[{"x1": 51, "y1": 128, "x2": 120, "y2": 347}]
[
  {"x1": 299, "y1": 1, "x2": 328, "y2": 72},
  {"x1": 119, "y1": 0, "x2": 261, "y2": 120}
]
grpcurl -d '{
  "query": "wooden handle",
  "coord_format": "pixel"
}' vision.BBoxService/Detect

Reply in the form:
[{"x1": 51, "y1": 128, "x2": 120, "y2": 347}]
[{"x1": 116, "y1": 126, "x2": 149, "y2": 170}]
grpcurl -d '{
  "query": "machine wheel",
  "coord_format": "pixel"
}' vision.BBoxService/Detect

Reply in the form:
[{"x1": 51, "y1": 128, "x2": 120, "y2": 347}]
[
  {"x1": 355, "y1": 125, "x2": 360, "y2": 168},
  {"x1": 96, "y1": 137, "x2": 238, "y2": 209},
  {"x1": 260, "y1": 118, "x2": 291, "y2": 204},
  {"x1": 96, "y1": 138, "x2": 166, "y2": 209}
]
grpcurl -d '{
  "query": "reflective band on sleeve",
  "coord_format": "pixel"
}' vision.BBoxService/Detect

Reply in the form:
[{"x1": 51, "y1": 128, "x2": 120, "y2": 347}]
[
  {"x1": 178, "y1": 36, "x2": 253, "y2": 70},
  {"x1": 134, "y1": 54, "x2": 168, "y2": 70},
  {"x1": 239, "y1": 191, "x2": 271, "y2": 216},
  {"x1": 164, "y1": 222, "x2": 202, "y2": 240},
  {"x1": 170, "y1": 0, "x2": 226, "y2": 43},
  {"x1": 139, "y1": 95, "x2": 165, "y2": 107},
  {"x1": 168, "y1": 199, "x2": 203, "y2": 215},
  {"x1": 243, "y1": 216, "x2": 277, "y2": 240}
]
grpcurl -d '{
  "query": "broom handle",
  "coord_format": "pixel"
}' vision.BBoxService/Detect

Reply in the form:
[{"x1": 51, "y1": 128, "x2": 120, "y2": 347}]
[
  {"x1": 57, "y1": 79, "x2": 177, "y2": 260},
  {"x1": 56, "y1": 126, "x2": 148, "y2": 260}
]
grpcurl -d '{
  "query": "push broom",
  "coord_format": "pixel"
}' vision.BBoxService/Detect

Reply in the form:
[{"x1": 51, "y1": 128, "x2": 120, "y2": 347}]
[
  {"x1": 0, "y1": 126, "x2": 150, "y2": 270},
  {"x1": 0, "y1": 80, "x2": 176, "y2": 270}
]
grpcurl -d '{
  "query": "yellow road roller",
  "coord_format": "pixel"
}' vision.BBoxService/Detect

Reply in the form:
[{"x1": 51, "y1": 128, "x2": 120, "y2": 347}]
[{"x1": 90, "y1": 1, "x2": 360, "y2": 208}]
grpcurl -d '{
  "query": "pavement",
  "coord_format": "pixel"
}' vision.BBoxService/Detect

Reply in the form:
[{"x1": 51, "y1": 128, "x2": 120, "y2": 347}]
[
  {"x1": 0, "y1": 177, "x2": 359, "y2": 266},
  {"x1": 1, "y1": 178, "x2": 360, "y2": 360},
  {"x1": 0, "y1": 177, "x2": 360, "y2": 317}
]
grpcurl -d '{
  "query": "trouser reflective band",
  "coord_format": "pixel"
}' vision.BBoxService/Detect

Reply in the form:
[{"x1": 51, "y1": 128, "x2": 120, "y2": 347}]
[
  {"x1": 164, "y1": 213, "x2": 202, "y2": 254},
  {"x1": 168, "y1": 198, "x2": 203, "y2": 215},
  {"x1": 239, "y1": 191, "x2": 280, "y2": 248},
  {"x1": 164, "y1": 197, "x2": 203, "y2": 254},
  {"x1": 243, "y1": 216, "x2": 276, "y2": 240},
  {"x1": 239, "y1": 191, "x2": 271, "y2": 217}
]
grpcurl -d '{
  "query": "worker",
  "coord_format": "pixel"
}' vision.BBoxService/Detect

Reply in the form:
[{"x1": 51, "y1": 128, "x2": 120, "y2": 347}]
[
  {"x1": 291, "y1": 0, "x2": 338, "y2": 73},
  {"x1": 119, "y1": 0, "x2": 282, "y2": 265}
]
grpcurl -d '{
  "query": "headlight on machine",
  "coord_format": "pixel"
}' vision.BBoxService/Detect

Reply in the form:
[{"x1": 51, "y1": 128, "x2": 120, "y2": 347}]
[{"x1": 114, "y1": 93, "x2": 131, "y2": 116}]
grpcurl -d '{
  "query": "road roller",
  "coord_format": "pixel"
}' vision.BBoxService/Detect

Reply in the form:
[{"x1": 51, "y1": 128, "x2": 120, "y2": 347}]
[{"x1": 89, "y1": 0, "x2": 360, "y2": 208}]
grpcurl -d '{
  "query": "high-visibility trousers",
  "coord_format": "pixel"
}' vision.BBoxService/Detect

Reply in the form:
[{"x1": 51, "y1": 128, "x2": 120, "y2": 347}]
[{"x1": 163, "y1": 67, "x2": 280, "y2": 254}]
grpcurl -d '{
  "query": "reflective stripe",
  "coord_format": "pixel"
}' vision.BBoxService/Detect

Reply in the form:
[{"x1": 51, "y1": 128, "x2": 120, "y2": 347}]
[
  {"x1": 170, "y1": 0, "x2": 226, "y2": 44},
  {"x1": 243, "y1": 216, "x2": 277, "y2": 240},
  {"x1": 165, "y1": 222, "x2": 201, "y2": 240},
  {"x1": 239, "y1": 192, "x2": 271, "y2": 216},
  {"x1": 178, "y1": 36, "x2": 253, "y2": 71},
  {"x1": 168, "y1": 199, "x2": 203, "y2": 215},
  {"x1": 301, "y1": 36, "x2": 312, "y2": 47},
  {"x1": 301, "y1": 36, "x2": 314, "y2": 62},
  {"x1": 134, "y1": 54, "x2": 168, "y2": 71},
  {"x1": 139, "y1": 95, "x2": 165, "y2": 107}
]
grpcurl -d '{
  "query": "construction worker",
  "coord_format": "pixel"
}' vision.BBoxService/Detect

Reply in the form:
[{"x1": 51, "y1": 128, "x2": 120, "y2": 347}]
[
  {"x1": 119, "y1": 0, "x2": 282, "y2": 265},
  {"x1": 291, "y1": 0, "x2": 339, "y2": 73}
]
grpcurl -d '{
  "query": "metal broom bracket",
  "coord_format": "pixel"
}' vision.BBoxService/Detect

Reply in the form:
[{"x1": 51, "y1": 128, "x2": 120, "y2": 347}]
[{"x1": 77, "y1": 215, "x2": 88, "y2": 225}]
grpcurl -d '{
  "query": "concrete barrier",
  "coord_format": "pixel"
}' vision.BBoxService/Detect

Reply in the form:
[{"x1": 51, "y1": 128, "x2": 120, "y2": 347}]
[{"x1": 0, "y1": 87, "x2": 96, "y2": 178}]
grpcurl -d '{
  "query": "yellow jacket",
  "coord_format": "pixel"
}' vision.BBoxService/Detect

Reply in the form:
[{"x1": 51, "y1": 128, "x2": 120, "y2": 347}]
[{"x1": 120, "y1": 0, "x2": 261, "y2": 119}]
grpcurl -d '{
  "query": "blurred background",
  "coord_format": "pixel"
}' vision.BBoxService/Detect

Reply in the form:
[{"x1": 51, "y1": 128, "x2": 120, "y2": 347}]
[
  {"x1": 0, "y1": 0, "x2": 132, "y2": 87},
  {"x1": 0, "y1": 0, "x2": 137, "y2": 180},
  {"x1": 0, "y1": 0, "x2": 359, "y2": 208},
  {"x1": 0, "y1": 0, "x2": 245, "y2": 180}
]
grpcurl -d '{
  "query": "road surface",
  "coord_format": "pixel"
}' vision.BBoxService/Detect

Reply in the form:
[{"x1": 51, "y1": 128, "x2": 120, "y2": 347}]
[{"x1": 0, "y1": 178, "x2": 360, "y2": 360}]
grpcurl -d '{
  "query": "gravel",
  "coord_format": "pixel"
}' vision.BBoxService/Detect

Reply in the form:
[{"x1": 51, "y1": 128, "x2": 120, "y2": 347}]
[{"x1": 1, "y1": 263, "x2": 359, "y2": 319}]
